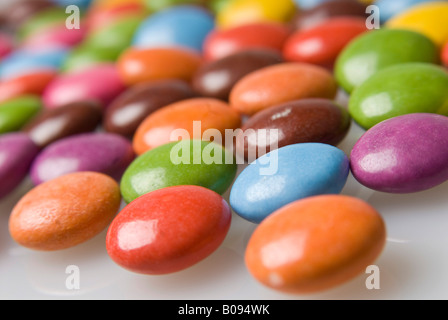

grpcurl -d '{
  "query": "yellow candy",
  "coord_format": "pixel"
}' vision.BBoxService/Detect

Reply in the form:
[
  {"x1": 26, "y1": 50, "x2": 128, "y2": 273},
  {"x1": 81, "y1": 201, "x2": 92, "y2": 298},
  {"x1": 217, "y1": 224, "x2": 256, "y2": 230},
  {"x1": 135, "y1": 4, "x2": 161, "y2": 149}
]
[
  {"x1": 386, "y1": 1, "x2": 448, "y2": 47},
  {"x1": 216, "y1": 0, "x2": 296, "y2": 29}
]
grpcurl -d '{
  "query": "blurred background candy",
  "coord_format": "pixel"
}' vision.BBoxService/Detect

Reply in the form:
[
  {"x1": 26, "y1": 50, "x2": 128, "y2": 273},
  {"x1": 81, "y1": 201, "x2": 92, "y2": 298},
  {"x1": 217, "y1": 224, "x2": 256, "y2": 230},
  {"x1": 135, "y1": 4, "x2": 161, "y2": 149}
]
[
  {"x1": 385, "y1": 1, "x2": 448, "y2": 47},
  {"x1": 42, "y1": 63, "x2": 126, "y2": 109},
  {"x1": 131, "y1": 5, "x2": 215, "y2": 53},
  {"x1": 203, "y1": 22, "x2": 291, "y2": 61},
  {"x1": 290, "y1": 0, "x2": 368, "y2": 31},
  {"x1": 0, "y1": 47, "x2": 69, "y2": 81},
  {"x1": 216, "y1": 0, "x2": 296, "y2": 29}
]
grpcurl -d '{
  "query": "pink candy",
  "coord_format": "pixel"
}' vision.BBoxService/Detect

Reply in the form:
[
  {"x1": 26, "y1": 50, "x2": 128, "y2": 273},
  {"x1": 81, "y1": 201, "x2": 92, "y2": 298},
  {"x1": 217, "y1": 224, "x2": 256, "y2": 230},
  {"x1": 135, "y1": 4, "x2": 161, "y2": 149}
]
[{"x1": 43, "y1": 64, "x2": 127, "y2": 109}]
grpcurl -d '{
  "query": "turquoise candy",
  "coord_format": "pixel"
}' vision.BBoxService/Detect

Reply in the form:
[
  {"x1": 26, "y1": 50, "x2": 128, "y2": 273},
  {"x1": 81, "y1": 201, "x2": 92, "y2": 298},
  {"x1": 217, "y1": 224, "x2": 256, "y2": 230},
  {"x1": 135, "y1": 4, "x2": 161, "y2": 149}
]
[
  {"x1": 120, "y1": 139, "x2": 237, "y2": 203},
  {"x1": 348, "y1": 62, "x2": 448, "y2": 129},
  {"x1": 229, "y1": 143, "x2": 350, "y2": 224},
  {"x1": 334, "y1": 29, "x2": 440, "y2": 93}
]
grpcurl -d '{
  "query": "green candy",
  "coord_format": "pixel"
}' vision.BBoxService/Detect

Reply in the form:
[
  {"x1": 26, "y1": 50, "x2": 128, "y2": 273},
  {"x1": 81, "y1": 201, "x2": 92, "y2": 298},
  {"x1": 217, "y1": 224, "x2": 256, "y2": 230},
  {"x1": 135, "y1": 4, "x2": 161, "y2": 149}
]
[
  {"x1": 83, "y1": 16, "x2": 142, "y2": 50},
  {"x1": 62, "y1": 44, "x2": 123, "y2": 72},
  {"x1": 120, "y1": 140, "x2": 237, "y2": 203},
  {"x1": 63, "y1": 16, "x2": 142, "y2": 72},
  {"x1": 144, "y1": 0, "x2": 205, "y2": 12},
  {"x1": 209, "y1": 0, "x2": 231, "y2": 14},
  {"x1": 335, "y1": 29, "x2": 440, "y2": 93},
  {"x1": 19, "y1": 8, "x2": 75, "y2": 40},
  {"x1": 348, "y1": 63, "x2": 448, "y2": 129},
  {"x1": 0, "y1": 96, "x2": 42, "y2": 134}
]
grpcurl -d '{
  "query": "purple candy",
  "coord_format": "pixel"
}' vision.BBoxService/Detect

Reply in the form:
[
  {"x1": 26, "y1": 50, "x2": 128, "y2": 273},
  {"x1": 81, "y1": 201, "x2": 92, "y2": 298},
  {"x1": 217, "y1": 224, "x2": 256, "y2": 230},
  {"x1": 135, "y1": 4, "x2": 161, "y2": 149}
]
[
  {"x1": 30, "y1": 132, "x2": 135, "y2": 185},
  {"x1": 350, "y1": 113, "x2": 448, "y2": 193},
  {"x1": 0, "y1": 133, "x2": 39, "y2": 199}
]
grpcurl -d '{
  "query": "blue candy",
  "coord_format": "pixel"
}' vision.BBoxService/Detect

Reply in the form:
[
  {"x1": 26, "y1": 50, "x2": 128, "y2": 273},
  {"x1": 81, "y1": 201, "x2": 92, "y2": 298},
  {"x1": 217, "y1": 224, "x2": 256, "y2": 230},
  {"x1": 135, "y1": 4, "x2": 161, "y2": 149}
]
[
  {"x1": 373, "y1": 0, "x2": 435, "y2": 23},
  {"x1": 0, "y1": 48, "x2": 69, "y2": 80},
  {"x1": 293, "y1": 0, "x2": 333, "y2": 9},
  {"x1": 132, "y1": 5, "x2": 215, "y2": 52},
  {"x1": 229, "y1": 143, "x2": 350, "y2": 224},
  {"x1": 50, "y1": 0, "x2": 93, "y2": 9}
]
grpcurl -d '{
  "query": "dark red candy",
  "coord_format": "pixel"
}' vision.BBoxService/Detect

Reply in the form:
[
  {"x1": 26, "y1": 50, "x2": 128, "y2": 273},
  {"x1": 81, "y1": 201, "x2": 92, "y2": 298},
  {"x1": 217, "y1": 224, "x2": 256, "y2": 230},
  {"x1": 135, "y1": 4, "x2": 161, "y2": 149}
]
[{"x1": 192, "y1": 49, "x2": 283, "y2": 101}]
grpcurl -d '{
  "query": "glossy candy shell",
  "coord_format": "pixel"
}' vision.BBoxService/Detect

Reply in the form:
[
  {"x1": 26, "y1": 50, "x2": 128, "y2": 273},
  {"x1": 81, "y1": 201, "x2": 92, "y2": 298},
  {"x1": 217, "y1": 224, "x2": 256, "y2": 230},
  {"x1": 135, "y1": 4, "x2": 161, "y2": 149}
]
[
  {"x1": 245, "y1": 195, "x2": 386, "y2": 294},
  {"x1": 106, "y1": 185, "x2": 232, "y2": 275}
]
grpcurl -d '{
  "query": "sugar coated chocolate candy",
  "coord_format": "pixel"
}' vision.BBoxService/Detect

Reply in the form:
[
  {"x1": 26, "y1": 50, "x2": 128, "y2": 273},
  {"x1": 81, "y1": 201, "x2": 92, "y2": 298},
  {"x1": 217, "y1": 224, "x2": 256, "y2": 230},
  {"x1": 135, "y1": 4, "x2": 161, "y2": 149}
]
[
  {"x1": 192, "y1": 49, "x2": 283, "y2": 100},
  {"x1": 117, "y1": 47, "x2": 202, "y2": 86},
  {"x1": 104, "y1": 80, "x2": 197, "y2": 138},
  {"x1": 106, "y1": 185, "x2": 232, "y2": 275},
  {"x1": 334, "y1": 29, "x2": 440, "y2": 93},
  {"x1": 30, "y1": 132, "x2": 135, "y2": 185},
  {"x1": 120, "y1": 140, "x2": 237, "y2": 203},
  {"x1": 245, "y1": 195, "x2": 386, "y2": 293},
  {"x1": 236, "y1": 98, "x2": 351, "y2": 160},
  {"x1": 230, "y1": 143, "x2": 350, "y2": 223},
  {"x1": 0, "y1": 133, "x2": 39, "y2": 199},
  {"x1": 132, "y1": 97, "x2": 241, "y2": 155},
  {"x1": 202, "y1": 22, "x2": 291, "y2": 62},
  {"x1": 22, "y1": 101, "x2": 103, "y2": 148},
  {"x1": 9, "y1": 172, "x2": 122, "y2": 251},
  {"x1": 348, "y1": 62, "x2": 448, "y2": 129},
  {"x1": 229, "y1": 62, "x2": 338, "y2": 116},
  {"x1": 350, "y1": 113, "x2": 448, "y2": 193}
]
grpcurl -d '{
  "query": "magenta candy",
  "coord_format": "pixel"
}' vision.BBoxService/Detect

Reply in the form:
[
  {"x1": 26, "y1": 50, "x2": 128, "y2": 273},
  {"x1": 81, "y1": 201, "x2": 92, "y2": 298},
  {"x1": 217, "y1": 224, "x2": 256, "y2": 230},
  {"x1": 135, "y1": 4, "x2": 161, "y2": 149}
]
[
  {"x1": 0, "y1": 33, "x2": 13, "y2": 59},
  {"x1": 30, "y1": 132, "x2": 135, "y2": 185},
  {"x1": 0, "y1": 133, "x2": 39, "y2": 199},
  {"x1": 42, "y1": 64, "x2": 126, "y2": 109},
  {"x1": 350, "y1": 113, "x2": 448, "y2": 193},
  {"x1": 22, "y1": 27, "x2": 86, "y2": 50}
]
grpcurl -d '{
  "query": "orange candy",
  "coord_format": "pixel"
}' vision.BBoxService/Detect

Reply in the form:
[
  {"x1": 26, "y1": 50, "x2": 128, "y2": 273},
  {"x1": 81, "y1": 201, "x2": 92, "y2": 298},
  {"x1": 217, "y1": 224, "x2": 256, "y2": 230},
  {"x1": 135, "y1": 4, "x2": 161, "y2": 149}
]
[
  {"x1": 245, "y1": 195, "x2": 387, "y2": 294},
  {"x1": 229, "y1": 62, "x2": 338, "y2": 116},
  {"x1": 133, "y1": 97, "x2": 242, "y2": 155},
  {"x1": 0, "y1": 71, "x2": 57, "y2": 104},
  {"x1": 117, "y1": 47, "x2": 203, "y2": 86},
  {"x1": 9, "y1": 172, "x2": 122, "y2": 251}
]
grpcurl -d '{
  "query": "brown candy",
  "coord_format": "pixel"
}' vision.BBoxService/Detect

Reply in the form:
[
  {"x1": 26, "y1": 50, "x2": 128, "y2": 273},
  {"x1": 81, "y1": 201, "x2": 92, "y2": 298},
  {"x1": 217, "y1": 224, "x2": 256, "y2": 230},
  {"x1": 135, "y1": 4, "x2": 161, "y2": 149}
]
[
  {"x1": 1, "y1": 0, "x2": 56, "y2": 31},
  {"x1": 22, "y1": 100, "x2": 103, "y2": 148},
  {"x1": 103, "y1": 80, "x2": 197, "y2": 138},
  {"x1": 236, "y1": 98, "x2": 351, "y2": 160},
  {"x1": 291, "y1": 0, "x2": 368, "y2": 31},
  {"x1": 192, "y1": 49, "x2": 283, "y2": 101}
]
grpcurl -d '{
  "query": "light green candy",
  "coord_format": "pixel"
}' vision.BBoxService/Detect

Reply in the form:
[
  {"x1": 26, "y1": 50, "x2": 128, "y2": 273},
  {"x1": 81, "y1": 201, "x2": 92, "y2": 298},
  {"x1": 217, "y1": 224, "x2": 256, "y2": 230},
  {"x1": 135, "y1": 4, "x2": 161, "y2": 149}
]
[
  {"x1": 348, "y1": 62, "x2": 448, "y2": 129},
  {"x1": 335, "y1": 28, "x2": 440, "y2": 94}
]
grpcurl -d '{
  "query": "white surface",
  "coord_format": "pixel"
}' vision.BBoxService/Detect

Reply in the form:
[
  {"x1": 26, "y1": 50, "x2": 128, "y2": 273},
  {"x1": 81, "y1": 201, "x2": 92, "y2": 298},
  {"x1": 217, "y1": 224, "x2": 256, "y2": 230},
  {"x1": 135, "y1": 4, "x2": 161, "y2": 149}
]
[{"x1": 1, "y1": 114, "x2": 448, "y2": 300}]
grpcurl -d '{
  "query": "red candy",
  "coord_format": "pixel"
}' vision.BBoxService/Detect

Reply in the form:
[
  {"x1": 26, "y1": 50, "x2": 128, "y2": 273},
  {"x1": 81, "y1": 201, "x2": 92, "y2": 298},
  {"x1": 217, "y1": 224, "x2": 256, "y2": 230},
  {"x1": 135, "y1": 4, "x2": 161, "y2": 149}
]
[
  {"x1": 203, "y1": 22, "x2": 291, "y2": 61},
  {"x1": 106, "y1": 185, "x2": 232, "y2": 275},
  {"x1": 443, "y1": 42, "x2": 448, "y2": 67},
  {"x1": 283, "y1": 17, "x2": 369, "y2": 69},
  {"x1": 0, "y1": 71, "x2": 57, "y2": 104}
]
